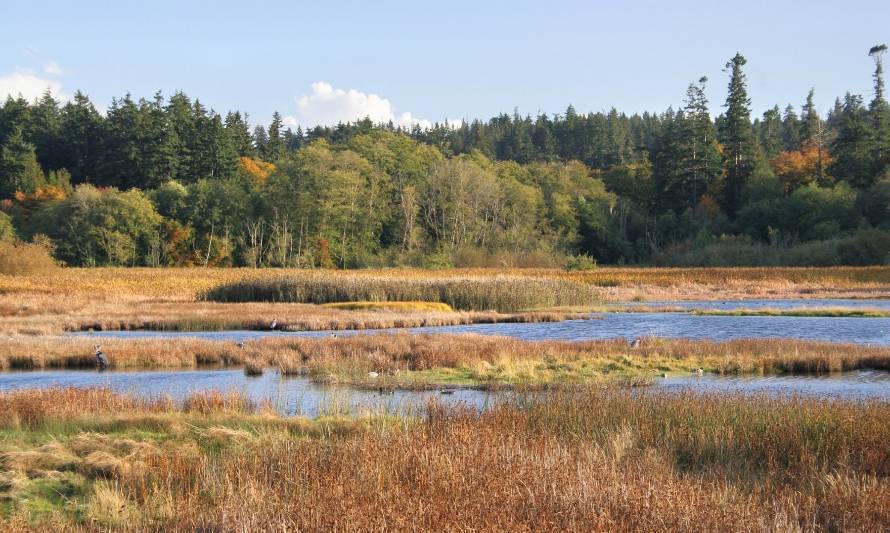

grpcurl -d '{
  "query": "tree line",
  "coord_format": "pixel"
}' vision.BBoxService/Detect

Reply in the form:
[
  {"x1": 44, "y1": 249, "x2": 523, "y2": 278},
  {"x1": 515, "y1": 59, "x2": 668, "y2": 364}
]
[{"x1": 1, "y1": 47, "x2": 889, "y2": 268}]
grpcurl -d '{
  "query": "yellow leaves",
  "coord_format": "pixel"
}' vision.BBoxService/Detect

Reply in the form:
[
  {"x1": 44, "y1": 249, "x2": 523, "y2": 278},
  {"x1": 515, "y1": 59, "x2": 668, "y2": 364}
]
[
  {"x1": 13, "y1": 185, "x2": 67, "y2": 205},
  {"x1": 770, "y1": 141, "x2": 833, "y2": 192},
  {"x1": 239, "y1": 156, "x2": 276, "y2": 184}
]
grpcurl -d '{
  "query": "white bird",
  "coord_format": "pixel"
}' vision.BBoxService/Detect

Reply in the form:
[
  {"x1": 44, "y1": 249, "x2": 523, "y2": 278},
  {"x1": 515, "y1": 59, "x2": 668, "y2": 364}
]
[
  {"x1": 367, "y1": 371, "x2": 379, "y2": 378},
  {"x1": 696, "y1": 368, "x2": 704, "y2": 376},
  {"x1": 269, "y1": 319, "x2": 278, "y2": 330}
]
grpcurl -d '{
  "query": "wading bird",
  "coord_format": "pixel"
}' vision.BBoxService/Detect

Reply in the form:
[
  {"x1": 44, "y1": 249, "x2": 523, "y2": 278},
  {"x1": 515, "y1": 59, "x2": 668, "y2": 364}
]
[
  {"x1": 93, "y1": 345, "x2": 109, "y2": 371},
  {"x1": 269, "y1": 319, "x2": 278, "y2": 331}
]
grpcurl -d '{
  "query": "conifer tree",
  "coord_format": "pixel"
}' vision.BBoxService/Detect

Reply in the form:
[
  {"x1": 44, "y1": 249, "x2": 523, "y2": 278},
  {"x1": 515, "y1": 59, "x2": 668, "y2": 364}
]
[{"x1": 718, "y1": 53, "x2": 756, "y2": 218}]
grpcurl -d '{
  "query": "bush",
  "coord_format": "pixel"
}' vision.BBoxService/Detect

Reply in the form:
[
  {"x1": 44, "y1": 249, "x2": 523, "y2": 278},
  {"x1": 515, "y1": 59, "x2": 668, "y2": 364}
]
[
  {"x1": 0, "y1": 239, "x2": 58, "y2": 275},
  {"x1": 564, "y1": 254, "x2": 597, "y2": 271},
  {"x1": 0, "y1": 211, "x2": 15, "y2": 242},
  {"x1": 837, "y1": 229, "x2": 890, "y2": 265}
]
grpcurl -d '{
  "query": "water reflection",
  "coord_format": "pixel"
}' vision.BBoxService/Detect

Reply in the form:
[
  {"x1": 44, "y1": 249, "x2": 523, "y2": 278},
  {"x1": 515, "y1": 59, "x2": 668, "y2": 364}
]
[{"x1": 1, "y1": 367, "x2": 888, "y2": 415}]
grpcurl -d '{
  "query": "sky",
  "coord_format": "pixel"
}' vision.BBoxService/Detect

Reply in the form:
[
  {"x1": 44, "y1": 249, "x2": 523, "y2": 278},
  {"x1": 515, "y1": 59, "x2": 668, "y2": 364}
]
[{"x1": 1, "y1": 0, "x2": 889, "y2": 128}]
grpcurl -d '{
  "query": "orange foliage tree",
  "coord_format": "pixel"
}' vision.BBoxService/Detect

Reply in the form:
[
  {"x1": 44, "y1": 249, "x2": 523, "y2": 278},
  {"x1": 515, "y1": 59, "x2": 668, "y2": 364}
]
[
  {"x1": 239, "y1": 157, "x2": 276, "y2": 185},
  {"x1": 769, "y1": 141, "x2": 833, "y2": 192}
]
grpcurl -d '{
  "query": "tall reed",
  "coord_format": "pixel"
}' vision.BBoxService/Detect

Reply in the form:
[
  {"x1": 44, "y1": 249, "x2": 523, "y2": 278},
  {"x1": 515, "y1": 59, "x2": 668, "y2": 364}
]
[{"x1": 203, "y1": 274, "x2": 601, "y2": 312}]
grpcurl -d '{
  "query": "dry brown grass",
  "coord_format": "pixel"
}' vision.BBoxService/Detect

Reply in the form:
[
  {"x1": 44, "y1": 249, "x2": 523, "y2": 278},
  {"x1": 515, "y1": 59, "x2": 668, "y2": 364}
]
[
  {"x1": 0, "y1": 266, "x2": 887, "y2": 336},
  {"x1": 1, "y1": 334, "x2": 887, "y2": 387},
  {"x1": 1, "y1": 387, "x2": 887, "y2": 530},
  {"x1": 0, "y1": 292, "x2": 578, "y2": 336},
  {"x1": 1, "y1": 266, "x2": 886, "y2": 300}
]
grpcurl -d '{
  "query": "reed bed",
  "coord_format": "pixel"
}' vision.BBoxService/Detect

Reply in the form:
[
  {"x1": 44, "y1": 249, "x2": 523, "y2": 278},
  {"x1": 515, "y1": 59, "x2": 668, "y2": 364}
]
[
  {"x1": 0, "y1": 292, "x2": 577, "y2": 336},
  {"x1": 203, "y1": 274, "x2": 602, "y2": 312},
  {"x1": 2, "y1": 266, "x2": 885, "y2": 302},
  {"x1": 0, "y1": 387, "x2": 887, "y2": 530},
  {"x1": 1, "y1": 266, "x2": 887, "y2": 335},
  {"x1": 1, "y1": 335, "x2": 888, "y2": 387}
]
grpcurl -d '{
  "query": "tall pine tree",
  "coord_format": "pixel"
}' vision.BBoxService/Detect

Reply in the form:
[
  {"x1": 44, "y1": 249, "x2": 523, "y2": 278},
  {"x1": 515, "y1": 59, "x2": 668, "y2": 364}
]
[{"x1": 718, "y1": 53, "x2": 756, "y2": 218}]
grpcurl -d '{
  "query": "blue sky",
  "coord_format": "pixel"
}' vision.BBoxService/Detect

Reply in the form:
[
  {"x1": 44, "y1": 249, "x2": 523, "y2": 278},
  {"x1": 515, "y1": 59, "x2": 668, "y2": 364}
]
[{"x1": 1, "y1": 0, "x2": 888, "y2": 127}]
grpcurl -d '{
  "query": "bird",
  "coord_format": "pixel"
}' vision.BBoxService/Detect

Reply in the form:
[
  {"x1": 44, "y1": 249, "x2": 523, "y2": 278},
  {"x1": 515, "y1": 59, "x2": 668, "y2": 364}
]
[
  {"x1": 629, "y1": 338, "x2": 641, "y2": 349},
  {"x1": 93, "y1": 345, "x2": 109, "y2": 371},
  {"x1": 439, "y1": 389, "x2": 455, "y2": 395},
  {"x1": 367, "y1": 371, "x2": 379, "y2": 378},
  {"x1": 269, "y1": 319, "x2": 278, "y2": 331},
  {"x1": 236, "y1": 341, "x2": 245, "y2": 349},
  {"x1": 330, "y1": 332, "x2": 338, "y2": 338},
  {"x1": 696, "y1": 368, "x2": 704, "y2": 376}
]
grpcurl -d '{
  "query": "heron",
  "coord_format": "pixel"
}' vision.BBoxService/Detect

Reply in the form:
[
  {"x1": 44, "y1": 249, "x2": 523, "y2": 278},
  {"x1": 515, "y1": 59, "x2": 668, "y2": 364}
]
[
  {"x1": 269, "y1": 319, "x2": 278, "y2": 331},
  {"x1": 93, "y1": 345, "x2": 109, "y2": 371}
]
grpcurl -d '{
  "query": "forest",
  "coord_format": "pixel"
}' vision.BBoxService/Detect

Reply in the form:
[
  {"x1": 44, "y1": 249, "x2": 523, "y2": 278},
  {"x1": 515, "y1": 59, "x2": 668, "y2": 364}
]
[{"x1": 1, "y1": 49, "x2": 889, "y2": 268}]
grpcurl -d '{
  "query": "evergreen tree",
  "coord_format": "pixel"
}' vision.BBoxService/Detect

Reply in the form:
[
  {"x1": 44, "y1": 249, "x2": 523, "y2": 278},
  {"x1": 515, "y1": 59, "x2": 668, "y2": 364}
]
[
  {"x1": 264, "y1": 112, "x2": 285, "y2": 161},
  {"x1": 830, "y1": 93, "x2": 877, "y2": 188},
  {"x1": 718, "y1": 53, "x2": 756, "y2": 218},
  {"x1": 58, "y1": 91, "x2": 103, "y2": 183},
  {"x1": 166, "y1": 92, "x2": 196, "y2": 181},
  {"x1": 224, "y1": 111, "x2": 256, "y2": 157},
  {"x1": 0, "y1": 127, "x2": 45, "y2": 197},
  {"x1": 253, "y1": 125, "x2": 269, "y2": 159},
  {"x1": 800, "y1": 88, "x2": 822, "y2": 143},
  {"x1": 759, "y1": 105, "x2": 783, "y2": 158},
  {"x1": 26, "y1": 90, "x2": 63, "y2": 172},
  {"x1": 781, "y1": 104, "x2": 801, "y2": 151},
  {"x1": 869, "y1": 44, "x2": 890, "y2": 173}
]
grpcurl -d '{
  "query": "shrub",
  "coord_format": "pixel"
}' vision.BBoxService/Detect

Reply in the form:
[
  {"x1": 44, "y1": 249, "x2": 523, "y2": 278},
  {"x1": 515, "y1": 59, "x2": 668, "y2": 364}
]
[
  {"x1": 837, "y1": 229, "x2": 890, "y2": 265},
  {"x1": 0, "y1": 239, "x2": 58, "y2": 275},
  {"x1": 0, "y1": 211, "x2": 15, "y2": 242},
  {"x1": 564, "y1": 254, "x2": 597, "y2": 271}
]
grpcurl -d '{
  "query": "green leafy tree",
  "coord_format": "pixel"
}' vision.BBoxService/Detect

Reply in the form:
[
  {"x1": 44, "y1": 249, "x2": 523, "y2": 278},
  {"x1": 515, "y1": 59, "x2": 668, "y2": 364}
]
[{"x1": 35, "y1": 185, "x2": 162, "y2": 265}]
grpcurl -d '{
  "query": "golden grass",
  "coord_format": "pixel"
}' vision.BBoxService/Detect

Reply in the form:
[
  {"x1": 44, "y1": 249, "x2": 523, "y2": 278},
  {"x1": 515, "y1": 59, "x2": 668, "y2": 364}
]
[
  {"x1": 0, "y1": 292, "x2": 579, "y2": 335},
  {"x1": 1, "y1": 334, "x2": 887, "y2": 387},
  {"x1": 1, "y1": 266, "x2": 888, "y2": 336},
  {"x1": 1, "y1": 266, "x2": 887, "y2": 301},
  {"x1": 0, "y1": 387, "x2": 887, "y2": 530}
]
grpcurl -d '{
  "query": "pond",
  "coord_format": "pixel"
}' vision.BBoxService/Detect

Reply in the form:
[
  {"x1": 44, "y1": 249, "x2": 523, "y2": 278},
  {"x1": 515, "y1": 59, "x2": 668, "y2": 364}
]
[
  {"x1": 74, "y1": 310, "x2": 890, "y2": 345},
  {"x1": 1, "y1": 367, "x2": 888, "y2": 415}
]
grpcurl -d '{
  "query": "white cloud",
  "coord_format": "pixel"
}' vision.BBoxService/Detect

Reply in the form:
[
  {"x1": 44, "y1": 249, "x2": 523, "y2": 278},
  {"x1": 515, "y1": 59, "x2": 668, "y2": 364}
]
[
  {"x1": 284, "y1": 81, "x2": 432, "y2": 129},
  {"x1": 43, "y1": 61, "x2": 63, "y2": 76},
  {"x1": 0, "y1": 70, "x2": 67, "y2": 102}
]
